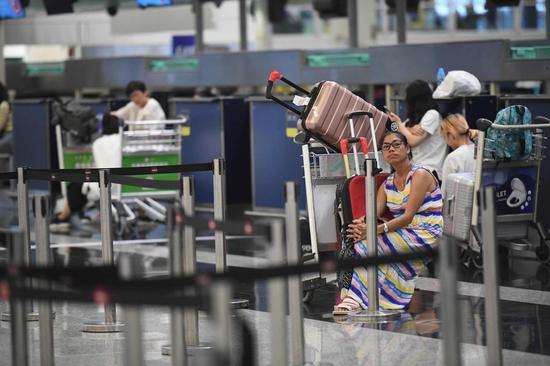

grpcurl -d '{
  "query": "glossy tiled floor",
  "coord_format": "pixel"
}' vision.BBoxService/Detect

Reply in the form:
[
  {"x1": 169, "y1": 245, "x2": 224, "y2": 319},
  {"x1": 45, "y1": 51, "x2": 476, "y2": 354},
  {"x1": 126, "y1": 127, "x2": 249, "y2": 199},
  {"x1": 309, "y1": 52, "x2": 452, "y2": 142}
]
[
  {"x1": 1, "y1": 301, "x2": 550, "y2": 366},
  {"x1": 0, "y1": 194, "x2": 550, "y2": 365}
]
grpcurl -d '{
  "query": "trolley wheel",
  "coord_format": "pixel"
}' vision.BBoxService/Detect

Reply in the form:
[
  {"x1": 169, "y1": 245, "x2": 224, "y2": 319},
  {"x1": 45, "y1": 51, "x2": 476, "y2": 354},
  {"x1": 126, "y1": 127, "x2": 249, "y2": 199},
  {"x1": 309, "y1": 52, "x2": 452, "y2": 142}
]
[
  {"x1": 303, "y1": 290, "x2": 315, "y2": 304},
  {"x1": 459, "y1": 248, "x2": 470, "y2": 268},
  {"x1": 535, "y1": 241, "x2": 550, "y2": 264},
  {"x1": 472, "y1": 251, "x2": 483, "y2": 269}
]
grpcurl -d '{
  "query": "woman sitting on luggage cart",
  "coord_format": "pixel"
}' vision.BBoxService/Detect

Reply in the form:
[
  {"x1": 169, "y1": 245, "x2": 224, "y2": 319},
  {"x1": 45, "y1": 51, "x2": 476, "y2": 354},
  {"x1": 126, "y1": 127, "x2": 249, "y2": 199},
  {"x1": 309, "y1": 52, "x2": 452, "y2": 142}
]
[
  {"x1": 387, "y1": 80, "x2": 447, "y2": 181},
  {"x1": 334, "y1": 131, "x2": 443, "y2": 314}
]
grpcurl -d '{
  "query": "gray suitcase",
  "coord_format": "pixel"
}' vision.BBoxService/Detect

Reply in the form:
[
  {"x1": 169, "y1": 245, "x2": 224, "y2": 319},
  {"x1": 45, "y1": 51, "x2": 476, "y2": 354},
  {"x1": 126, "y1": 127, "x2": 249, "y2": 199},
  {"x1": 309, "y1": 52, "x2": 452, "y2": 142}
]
[{"x1": 444, "y1": 172, "x2": 475, "y2": 241}]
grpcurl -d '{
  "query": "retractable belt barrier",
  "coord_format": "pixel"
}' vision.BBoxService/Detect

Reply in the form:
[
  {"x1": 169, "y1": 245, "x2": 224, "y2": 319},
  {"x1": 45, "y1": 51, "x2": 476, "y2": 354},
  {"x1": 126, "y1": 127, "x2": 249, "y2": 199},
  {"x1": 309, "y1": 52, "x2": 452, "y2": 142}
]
[
  {"x1": 0, "y1": 161, "x2": 219, "y2": 337},
  {"x1": 0, "y1": 172, "x2": 18, "y2": 181},
  {"x1": 0, "y1": 249, "x2": 437, "y2": 304},
  {"x1": 0, "y1": 163, "x2": 459, "y2": 366},
  {"x1": 109, "y1": 175, "x2": 180, "y2": 190},
  {"x1": 13, "y1": 162, "x2": 215, "y2": 185}
]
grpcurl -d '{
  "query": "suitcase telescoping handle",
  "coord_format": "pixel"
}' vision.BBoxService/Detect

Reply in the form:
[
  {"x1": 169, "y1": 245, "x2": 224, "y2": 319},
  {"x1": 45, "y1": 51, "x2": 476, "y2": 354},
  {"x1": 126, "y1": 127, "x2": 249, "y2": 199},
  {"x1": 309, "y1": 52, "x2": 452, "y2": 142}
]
[
  {"x1": 339, "y1": 137, "x2": 368, "y2": 178},
  {"x1": 347, "y1": 111, "x2": 381, "y2": 171},
  {"x1": 266, "y1": 70, "x2": 311, "y2": 116},
  {"x1": 348, "y1": 111, "x2": 373, "y2": 119}
]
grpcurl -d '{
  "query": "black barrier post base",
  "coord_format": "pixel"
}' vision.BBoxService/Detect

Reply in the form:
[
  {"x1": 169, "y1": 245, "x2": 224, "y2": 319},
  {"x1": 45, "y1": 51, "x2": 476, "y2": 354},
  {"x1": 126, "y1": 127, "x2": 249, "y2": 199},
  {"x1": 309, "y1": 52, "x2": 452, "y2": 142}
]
[
  {"x1": 347, "y1": 309, "x2": 402, "y2": 323},
  {"x1": 82, "y1": 323, "x2": 125, "y2": 333},
  {"x1": 160, "y1": 343, "x2": 213, "y2": 357},
  {"x1": 230, "y1": 299, "x2": 249, "y2": 309},
  {"x1": 1, "y1": 311, "x2": 40, "y2": 322}
]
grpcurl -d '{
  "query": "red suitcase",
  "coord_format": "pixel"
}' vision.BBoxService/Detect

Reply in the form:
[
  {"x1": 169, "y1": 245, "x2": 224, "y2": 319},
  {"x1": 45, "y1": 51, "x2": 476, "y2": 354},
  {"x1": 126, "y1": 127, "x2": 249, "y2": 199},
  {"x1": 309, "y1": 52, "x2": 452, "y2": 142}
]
[
  {"x1": 337, "y1": 137, "x2": 389, "y2": 231},
  {"x1": 335, "y1": 136, "x2": 389, "y2": 303},
  {"x1": 266, "y1": 69, "x2": 389, "y2": 152}
]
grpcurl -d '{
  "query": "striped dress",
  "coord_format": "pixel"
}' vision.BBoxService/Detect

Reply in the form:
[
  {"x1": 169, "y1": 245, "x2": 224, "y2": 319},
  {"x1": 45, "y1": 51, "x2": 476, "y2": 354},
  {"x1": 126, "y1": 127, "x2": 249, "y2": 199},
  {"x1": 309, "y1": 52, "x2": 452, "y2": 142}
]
[{"x1": 340, "y1": 164, "x2": 443, "y2": 310}]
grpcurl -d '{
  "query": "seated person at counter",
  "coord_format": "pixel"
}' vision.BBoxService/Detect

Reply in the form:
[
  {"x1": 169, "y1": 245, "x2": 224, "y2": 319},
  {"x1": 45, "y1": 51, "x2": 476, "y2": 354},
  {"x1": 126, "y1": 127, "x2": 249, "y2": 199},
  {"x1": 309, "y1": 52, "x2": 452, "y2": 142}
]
[
  {"x1": 334, "y1": 131, "x2": 443, "y2": 314},
  {"x1": 50, "y1": 116, "x2": 121, "y2": 232},
  {"x1": 440, "y1": 114, "x2": 479, "y2": 194},
  {"x1": 112, "y1": 80, "x2": 166, "y2": 130}
]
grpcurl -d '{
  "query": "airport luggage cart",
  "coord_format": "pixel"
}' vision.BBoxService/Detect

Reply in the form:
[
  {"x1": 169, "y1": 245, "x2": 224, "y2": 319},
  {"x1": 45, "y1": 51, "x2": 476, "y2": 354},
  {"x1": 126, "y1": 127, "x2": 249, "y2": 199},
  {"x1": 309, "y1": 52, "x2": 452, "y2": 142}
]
[
  {"x1": 120, "y1": 119, "x2": 186, "y2": 198},
  {"x1": 466, "y1": 116, "x2": 550, "y2": 267},
  {"x1": 56, "y1": 118, "x2": 188, "y2": 236},
  {"x1": 300, "y1": 143, "x2": 374, "y2": 301}
]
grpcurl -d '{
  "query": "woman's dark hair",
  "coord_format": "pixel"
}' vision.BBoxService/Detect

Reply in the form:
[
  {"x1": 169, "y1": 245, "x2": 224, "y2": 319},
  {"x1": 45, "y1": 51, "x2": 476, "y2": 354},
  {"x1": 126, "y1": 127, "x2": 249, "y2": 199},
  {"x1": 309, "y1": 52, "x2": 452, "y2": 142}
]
[
  {"x1": 0, "y1": 82, "x2": 9, "y2": 104},
  {"x1": 405, "y1": 80, "x2": 438, "y2": 126},
  {"x1": 125, "y1": 80, "x2": 147, "y2": 97},
  {"x1": 381, "y1": 130, "x2": 413, "y2": 159}
]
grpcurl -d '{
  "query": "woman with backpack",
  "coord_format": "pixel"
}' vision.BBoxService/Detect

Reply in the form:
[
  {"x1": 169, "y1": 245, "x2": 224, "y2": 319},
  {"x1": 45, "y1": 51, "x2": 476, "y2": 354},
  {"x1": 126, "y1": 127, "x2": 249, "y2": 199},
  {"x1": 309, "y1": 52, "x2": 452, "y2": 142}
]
[{"x1": 387, "y1": 80, "x2": 448, "y2": 181}]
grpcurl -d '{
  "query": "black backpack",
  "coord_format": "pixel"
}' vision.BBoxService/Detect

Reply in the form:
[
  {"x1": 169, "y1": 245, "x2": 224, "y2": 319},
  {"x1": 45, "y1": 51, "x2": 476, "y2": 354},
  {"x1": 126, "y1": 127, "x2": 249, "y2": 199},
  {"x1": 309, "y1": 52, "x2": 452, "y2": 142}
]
[{"x1": 51, "y1": 100, "x2": 98, "y2": 144}]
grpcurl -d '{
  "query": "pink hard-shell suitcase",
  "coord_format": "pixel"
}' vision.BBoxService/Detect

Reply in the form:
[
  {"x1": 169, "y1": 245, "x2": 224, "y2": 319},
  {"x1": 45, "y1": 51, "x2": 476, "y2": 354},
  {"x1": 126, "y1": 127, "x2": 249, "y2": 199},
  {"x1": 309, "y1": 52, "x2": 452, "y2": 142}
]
[{"x1": 266, "y1": 69, "x2": 389, "y2": 152}]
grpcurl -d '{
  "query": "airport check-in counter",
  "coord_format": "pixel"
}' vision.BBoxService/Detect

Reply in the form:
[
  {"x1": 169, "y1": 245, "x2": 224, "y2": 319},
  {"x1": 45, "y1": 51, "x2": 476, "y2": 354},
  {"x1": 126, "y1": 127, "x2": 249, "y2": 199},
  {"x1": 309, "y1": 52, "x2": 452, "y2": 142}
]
[
  {"x1": 248, "y1": 97, "x2": 306, "y2": 211},
  {"x1": 12, "y1": 99, "x2": 54, "y2": 192},
  {"x1": 13, "y1": 98, "x2": 128, "y2": 192},
  {"x1": 169, "y1": 97, "x2": 251, "y2": 207}
]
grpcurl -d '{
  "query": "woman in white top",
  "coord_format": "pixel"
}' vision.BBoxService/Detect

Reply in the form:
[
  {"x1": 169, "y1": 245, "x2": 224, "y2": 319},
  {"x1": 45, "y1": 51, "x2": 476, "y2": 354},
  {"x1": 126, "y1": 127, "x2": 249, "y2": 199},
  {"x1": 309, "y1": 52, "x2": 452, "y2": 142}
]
[
  {"x1": 439, "y1": 114, "x2": 480, "y2": 193},
  {"x1": 388, "y1": 80, "x2": 447, "y2": 180}
]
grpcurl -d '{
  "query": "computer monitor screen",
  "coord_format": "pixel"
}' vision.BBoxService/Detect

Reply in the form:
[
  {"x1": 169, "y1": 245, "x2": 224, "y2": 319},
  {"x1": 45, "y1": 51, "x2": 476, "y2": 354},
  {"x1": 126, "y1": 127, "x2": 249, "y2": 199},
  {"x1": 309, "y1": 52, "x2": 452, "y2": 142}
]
[
  {"x1": 43, "y1": 0, "x2": 74, "y2": 15},
  {"x1": 0, "y1": 0, "x2": 25, "y2": 19},
  {"x1": 136, "y1": 0, "x2": 172, "y2": 7}
]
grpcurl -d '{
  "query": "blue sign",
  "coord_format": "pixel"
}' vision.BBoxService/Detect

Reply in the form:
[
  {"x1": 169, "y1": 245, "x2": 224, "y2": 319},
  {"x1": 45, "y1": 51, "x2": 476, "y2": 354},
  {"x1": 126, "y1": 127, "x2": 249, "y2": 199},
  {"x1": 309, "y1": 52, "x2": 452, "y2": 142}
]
[
  {"x1": 482, "y1": 166, "x2": 537, "y2": 216},
  {"x1": 172, "y1": 35, "x2": 195, "y2": 56}
]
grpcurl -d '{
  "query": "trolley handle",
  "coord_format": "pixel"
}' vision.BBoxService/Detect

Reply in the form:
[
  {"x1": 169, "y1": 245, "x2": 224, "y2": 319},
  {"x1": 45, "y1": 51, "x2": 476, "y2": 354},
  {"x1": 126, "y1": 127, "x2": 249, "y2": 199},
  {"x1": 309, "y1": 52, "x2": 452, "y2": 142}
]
[{"x1": 476, "y1": 117, "x2": 550, "y2": 132}]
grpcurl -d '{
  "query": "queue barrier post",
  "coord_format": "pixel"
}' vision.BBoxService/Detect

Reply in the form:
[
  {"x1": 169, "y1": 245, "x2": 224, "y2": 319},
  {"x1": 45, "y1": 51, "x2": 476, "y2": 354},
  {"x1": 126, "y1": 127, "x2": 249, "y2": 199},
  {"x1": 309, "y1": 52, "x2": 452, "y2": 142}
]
[
  {"x1": 82, "y1": 169, "x2": 124, "y2": 333},
  {"x1": 349, "y1": 158, "x2": 401, "y2": 322},
  {"x1": 7, "y1": 228, "x2": 29, "y2": 366},
  {"x1": 33, "y1": 196, "x2": 56, "y2": 366}
]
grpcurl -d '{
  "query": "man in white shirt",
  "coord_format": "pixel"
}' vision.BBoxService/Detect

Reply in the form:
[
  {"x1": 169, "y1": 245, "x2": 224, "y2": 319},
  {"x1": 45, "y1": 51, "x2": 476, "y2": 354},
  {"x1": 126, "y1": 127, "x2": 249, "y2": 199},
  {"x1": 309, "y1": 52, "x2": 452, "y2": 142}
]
[
  {"x1": 112, "y1": 80, "x2": 166, "y2": 130},
  {"x1": 50, "y1": 116, "x2": 122, "y2": 232}
]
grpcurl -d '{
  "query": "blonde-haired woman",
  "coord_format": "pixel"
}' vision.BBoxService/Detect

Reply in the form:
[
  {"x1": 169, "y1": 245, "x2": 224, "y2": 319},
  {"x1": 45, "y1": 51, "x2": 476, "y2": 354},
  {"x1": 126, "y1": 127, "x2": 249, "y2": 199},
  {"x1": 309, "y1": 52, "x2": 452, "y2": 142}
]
[{"x1": 440, "y1": 114, "x2": 480, "y2": 193}]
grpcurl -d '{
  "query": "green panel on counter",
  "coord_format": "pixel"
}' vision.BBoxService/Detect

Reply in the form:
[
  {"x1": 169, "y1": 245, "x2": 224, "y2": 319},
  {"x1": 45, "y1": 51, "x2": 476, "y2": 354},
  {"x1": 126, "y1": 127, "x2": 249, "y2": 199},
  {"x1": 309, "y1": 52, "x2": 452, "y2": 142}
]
[
  {"x1": 307, "y1": 53, "x2": 369, "y2": 67},
  {"x1": 150, "y1": 58, "x2": 199, "y2": 72},
  {"x1": 26, "y1": 63, "x2": 65, "y2": 77},
  {"x1": 121, "y1": 154, "x2": 179, "y2": 193},
  {"x1": 63, "y1": 150, "x2": 94, "y2": 170},
  {"x1": 511, "y1": 46, "x2": 550, "y2": 60}
]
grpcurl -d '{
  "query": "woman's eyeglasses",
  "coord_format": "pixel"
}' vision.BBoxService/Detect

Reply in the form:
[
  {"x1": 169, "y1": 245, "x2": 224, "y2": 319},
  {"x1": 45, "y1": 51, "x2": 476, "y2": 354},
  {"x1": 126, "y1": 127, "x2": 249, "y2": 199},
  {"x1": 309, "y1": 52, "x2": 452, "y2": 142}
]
[{"x1": 381, "y1": 141, "x2": 404, "y2": 151}]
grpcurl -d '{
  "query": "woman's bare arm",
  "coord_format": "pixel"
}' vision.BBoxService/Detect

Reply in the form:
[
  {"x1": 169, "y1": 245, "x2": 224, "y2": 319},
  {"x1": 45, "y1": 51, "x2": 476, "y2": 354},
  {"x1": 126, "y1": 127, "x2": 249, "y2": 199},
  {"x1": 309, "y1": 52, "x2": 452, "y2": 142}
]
[{"x1": 383, "y1": 169, "x2": 434, "y2": 232}]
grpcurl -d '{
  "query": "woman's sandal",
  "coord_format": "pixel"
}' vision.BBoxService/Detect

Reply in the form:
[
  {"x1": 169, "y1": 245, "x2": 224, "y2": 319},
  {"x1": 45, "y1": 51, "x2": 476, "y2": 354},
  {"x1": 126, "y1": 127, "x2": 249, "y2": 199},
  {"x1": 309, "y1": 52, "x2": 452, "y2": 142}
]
[{"x1": 332, "y1": 297, "x2": 361, "y2": 316}]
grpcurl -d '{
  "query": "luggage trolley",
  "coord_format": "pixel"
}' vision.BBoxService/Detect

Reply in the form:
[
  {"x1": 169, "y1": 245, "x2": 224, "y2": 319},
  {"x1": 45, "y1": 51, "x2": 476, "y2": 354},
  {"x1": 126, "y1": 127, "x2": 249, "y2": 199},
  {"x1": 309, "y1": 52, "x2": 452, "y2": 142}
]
[
  {"x1": 300, "y1": 141, "x2": 384, "y2": 301},
  {"x1": 450, "y1": 116, "x2": 550, "y2": 267},
  {"x1": 118, "y1": 119, "x2": 188, "y2": 225},
  {"x1": 56, "y1": 117, "x2": 188, "y2": 237},
  {"x1": 301, "y1": 144, "x2": 344, "y2": 302}
]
